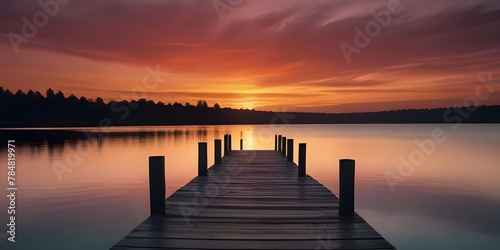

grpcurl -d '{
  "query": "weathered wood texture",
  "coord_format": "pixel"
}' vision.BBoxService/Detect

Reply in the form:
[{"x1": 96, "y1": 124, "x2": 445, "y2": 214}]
[{"x1": 113, "y1": 150, "x2": 396, "y2": 250}]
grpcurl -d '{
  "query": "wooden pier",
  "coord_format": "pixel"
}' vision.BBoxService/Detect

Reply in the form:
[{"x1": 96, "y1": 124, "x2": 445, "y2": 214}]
[{"x1": 112, "y1": 135, "x2": 396, "y2": 249}]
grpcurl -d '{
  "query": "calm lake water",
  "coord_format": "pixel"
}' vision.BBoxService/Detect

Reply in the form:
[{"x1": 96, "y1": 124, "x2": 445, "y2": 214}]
[{"x1": 0, "y1": 124, "x2": 499, "y2": 250}]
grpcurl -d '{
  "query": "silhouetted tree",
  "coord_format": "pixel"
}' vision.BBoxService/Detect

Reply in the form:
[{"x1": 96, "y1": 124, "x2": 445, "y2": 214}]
[
  {"x1": 68, "y1": 94, "x2": 78, "y2": 102},
  {"x1": 213, "y1": 103, "x2": 221, "y2": 109},
  {"x1": 197, "y1": 100, "x2": 208, "y2": 108},
  {"x1": 4, "y1": 89, "x2": 13, "y2": 96},
  {"x1": 96, "y1": 97, "x2": 104, "y2": 105},
  {"x1": 34, "y1": 91, "x2": 44, "y2": 99},
  {"x1": 55, "y1": 90, "x2": 65, "y2": 100},
  {"x1": 15, "y1": 90, "x2": 25, "y2": 97},
  {"x1": 46, "y1": 88, "x2": 55, "y2": 99},
  {"x1": 79, "y1": 96, "x2": 88, "y2": 103},
  {"x1": 27, "y1": 90, "x2": 35, "y2": 99}
]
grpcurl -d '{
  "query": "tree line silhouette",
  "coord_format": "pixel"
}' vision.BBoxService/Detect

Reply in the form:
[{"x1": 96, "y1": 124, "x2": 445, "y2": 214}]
[{"x1": 0, "y1": 87, "x2": 499, "y2": 127}]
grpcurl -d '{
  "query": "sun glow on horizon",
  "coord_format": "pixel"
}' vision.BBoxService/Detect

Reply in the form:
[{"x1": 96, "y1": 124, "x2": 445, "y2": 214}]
[
  {"x1": 0, "y1": 1, "x2": 499, "y2": 113},
  {"x1": 236, "y1": 102, "x2": 256, "y2": 110}
]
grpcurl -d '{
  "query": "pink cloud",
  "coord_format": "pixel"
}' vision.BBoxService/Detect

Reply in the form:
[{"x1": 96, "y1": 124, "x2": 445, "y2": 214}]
[{"x1": 0, "y1": 0, "x2": 499, "y2": 111}]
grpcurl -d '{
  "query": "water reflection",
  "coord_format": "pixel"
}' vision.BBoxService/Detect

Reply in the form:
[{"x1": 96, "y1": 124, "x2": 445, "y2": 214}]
[
  {"x1": 357, "y1": 179, "x2": 500, "y2": 236},
  {"x1": 0, "y1": 125, "x2": 498, "y2": 250},
  {"x1": 0, "y1": 127, "x2": 219, "y2": 152}
]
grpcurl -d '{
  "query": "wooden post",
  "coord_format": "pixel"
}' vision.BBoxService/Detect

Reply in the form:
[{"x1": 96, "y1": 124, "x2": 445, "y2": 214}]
[
  {"x1": 287, "y1": 139, "x2": 294, "y2": 162},
  {"x1": 223, "y1": 134, "x2": 228, "y2": 156},
  {"x1": 339, "y1": 159, "x2": 355, "y2": 216},
  {"x1": 298, "y1": 143, "x2": 306, "y2": 176},
  {"x1": 149, "y1": 156, "x2": 165, "y2": 215},
  {"x1": 228, "y1": 134, "x2": 232, "y2": 151},
  {"x1": 278, "y1": 135, "x2": 282, "y2": 151},
  {"x1": 281, "y1": 137, "x2": 287, "y2": 156},
  {"x1": 198, "y1": 142, "x2": 207, "y2": 176},
  {"x1": 274, "y1": 135, "x2": 277, "y2": 151},
  {"x1": 214, "y1": 139, "x2": 221, "y2": 164},
  {"x1": 240, "y1": 139, "x2": 243, "y2": 150}
]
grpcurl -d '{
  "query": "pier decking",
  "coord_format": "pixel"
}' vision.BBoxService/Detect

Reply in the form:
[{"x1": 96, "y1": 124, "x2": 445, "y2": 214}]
[{"x1": 112, "y1": 138, "x2": 396, "y2": 249}]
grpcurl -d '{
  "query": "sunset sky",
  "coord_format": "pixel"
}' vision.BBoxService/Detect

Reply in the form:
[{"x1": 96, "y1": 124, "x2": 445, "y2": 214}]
[{"x1": 1, "y1": 0, "x2": 499, "y2": 112}]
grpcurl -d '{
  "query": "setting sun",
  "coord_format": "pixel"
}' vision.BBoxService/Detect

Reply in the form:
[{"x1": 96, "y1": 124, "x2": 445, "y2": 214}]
[
  {"x1": 238, "y1": 102, "x2": 255, "y2": 110},
  {"x1": 1, "y1": 0, "x2": 499, "y2": 113}
]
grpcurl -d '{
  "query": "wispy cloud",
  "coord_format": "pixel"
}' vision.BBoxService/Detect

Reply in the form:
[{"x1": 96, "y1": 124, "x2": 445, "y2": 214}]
[{"x1": 0, "y1": 0, "x2": 499, "y2": 111}]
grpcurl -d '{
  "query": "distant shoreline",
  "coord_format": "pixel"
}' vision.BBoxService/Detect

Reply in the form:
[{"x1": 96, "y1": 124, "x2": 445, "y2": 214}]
[
  {"x1": 2, "y1": 87, "x2": 499, "y2": 128},
  {"x1": 1, "y1": 123, "x2": 499, "y2": 130},
  {"x1": 2, "y1": 106, "x2": 500, "y2": 128},
  {"x1": 2, "y1": 108, "x2": 499, "y2": 129}
]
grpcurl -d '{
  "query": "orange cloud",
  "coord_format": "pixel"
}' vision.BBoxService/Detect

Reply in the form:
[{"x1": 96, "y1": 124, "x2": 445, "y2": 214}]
[{"x1": 0, "y1": 0, "x2": 499, "y2": 112}]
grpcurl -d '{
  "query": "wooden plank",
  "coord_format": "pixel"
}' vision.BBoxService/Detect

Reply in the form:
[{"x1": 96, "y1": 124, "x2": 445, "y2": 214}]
[
  {"x1": 112, "y1": 150, "x2": 396, "y2": 249},
  {"x1": 133, "y1": 222, "x2": 374, "y2": 230},
  {"x1": 125, "y1": 230, "x2": 384, "y2": 240},
  {"x1": 140, "y1": 217, "x2": 366, "y2": 224},
  {"x1": 114, "y1": 238, "x2": 395, "y2": 249}
]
